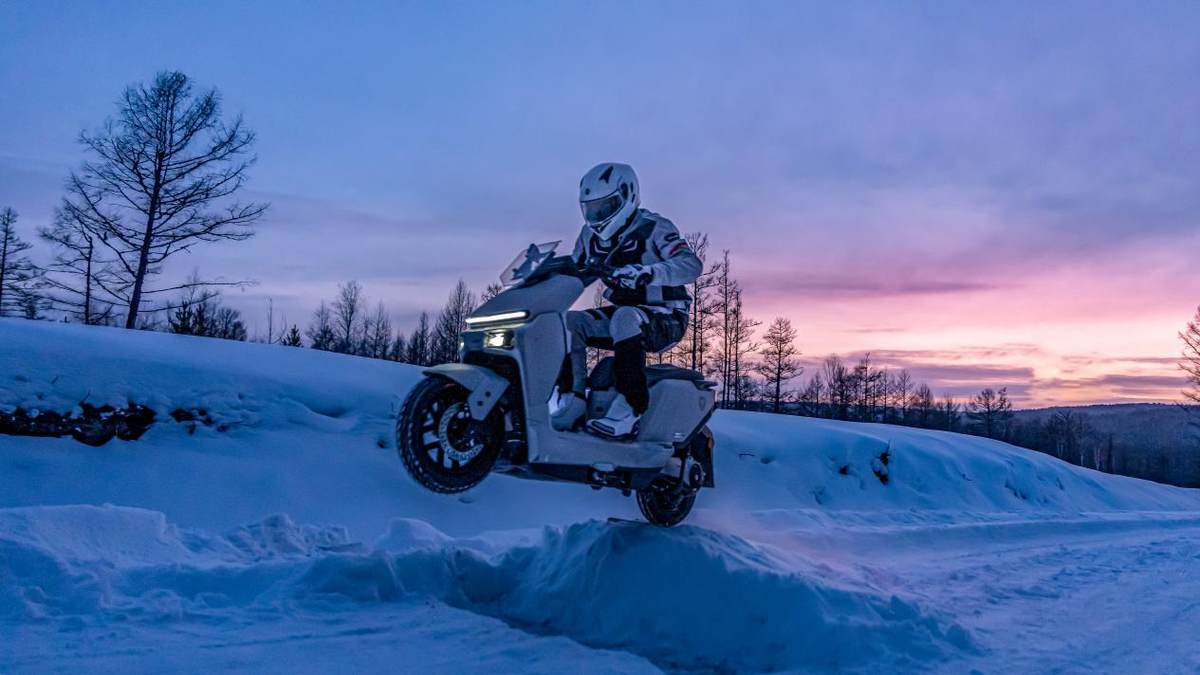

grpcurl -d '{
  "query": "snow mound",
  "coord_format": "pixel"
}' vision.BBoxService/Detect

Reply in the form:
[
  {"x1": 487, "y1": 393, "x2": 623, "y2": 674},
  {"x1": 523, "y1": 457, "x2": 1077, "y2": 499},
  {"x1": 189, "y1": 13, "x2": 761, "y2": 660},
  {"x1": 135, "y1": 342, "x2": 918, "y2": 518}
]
[
  {"x1": 0, "y1": 505, "x2": 974, "y2": 671},
  {"x1": 415, "y1": 520, "x2": 976, "y2": 672}
]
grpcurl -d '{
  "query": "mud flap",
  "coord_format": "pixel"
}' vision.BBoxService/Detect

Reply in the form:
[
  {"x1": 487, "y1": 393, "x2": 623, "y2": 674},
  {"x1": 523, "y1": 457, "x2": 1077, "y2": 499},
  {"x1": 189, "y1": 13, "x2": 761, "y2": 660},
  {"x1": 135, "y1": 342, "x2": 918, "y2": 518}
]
[{"x1": 424, "y1": 363, "x2": 509, "y2": 420}]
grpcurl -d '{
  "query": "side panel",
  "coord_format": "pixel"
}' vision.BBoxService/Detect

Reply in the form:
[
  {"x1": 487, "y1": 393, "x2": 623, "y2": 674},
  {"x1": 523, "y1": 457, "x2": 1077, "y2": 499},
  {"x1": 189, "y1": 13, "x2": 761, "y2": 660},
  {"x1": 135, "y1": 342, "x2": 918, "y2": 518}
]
[
  {"x1": 637, "y1": 381, "x2": 715, "y2": 444},
  {"x1": 423, "y1": 363, "x2": 508, "y2": 420},
  {"x1": 515, "y1": 312, "x2": 567, "y2": 459}
]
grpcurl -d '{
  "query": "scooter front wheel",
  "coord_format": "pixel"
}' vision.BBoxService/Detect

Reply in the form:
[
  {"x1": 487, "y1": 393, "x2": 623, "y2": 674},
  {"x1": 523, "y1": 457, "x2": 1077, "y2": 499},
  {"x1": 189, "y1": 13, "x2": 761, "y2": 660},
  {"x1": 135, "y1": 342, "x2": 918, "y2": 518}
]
[{"x1": 396, "y1": 375, "x2": 503, "y2": 494}]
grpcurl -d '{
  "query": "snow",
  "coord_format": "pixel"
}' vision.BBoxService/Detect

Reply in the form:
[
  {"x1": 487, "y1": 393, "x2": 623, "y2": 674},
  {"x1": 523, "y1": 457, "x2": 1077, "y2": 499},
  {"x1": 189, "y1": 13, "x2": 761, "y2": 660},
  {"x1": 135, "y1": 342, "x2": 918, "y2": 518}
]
[{"x1": 2, "y1": 318, "x2": 1199, "y2": 673}]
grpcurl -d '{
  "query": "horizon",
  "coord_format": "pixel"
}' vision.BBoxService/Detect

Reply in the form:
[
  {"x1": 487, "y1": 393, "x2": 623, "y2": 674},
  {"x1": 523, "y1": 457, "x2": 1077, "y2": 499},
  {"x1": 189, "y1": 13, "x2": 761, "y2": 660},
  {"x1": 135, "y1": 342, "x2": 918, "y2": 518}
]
[{"x1": 3, "y1": 1, "x2": 1198, "y2": 408}]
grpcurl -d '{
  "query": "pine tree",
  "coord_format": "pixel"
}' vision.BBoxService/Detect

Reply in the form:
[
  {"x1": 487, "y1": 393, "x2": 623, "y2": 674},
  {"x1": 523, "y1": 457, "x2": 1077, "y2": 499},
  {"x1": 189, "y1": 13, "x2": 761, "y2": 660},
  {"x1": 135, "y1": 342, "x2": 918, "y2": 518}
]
[
  {"x1": 282, "y1": 324, "x2": 303, "y2": 347},
  {"x1": 167, "y1": 285, "x2": 246, "y2": 340}
]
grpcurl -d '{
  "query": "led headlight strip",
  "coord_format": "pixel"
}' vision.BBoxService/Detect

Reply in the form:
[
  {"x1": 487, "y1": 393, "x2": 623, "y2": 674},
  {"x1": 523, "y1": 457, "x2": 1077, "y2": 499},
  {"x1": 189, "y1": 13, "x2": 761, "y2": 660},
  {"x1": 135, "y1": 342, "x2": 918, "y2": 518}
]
[{"x1": 464, "y1": 310, "x2": 529, "y2": 326}]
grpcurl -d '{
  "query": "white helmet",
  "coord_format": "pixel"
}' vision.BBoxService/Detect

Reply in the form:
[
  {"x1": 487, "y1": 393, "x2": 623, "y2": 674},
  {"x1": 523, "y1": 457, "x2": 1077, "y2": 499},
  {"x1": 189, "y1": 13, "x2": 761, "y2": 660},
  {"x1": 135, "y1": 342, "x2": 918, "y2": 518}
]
[{"x1": 579, "y1": 163, "x2": 640, "y2": 241}]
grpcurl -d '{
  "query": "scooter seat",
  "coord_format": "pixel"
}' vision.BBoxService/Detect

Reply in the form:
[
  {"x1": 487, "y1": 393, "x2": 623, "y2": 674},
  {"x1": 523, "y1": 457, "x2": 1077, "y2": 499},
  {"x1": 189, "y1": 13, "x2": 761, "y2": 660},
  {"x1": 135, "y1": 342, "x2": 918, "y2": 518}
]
[
  {"x1": 645, "y1": 364, "x2": 706, "y2": 387},
  {"x1": 589, "y1": 357, "x2": 705, "y2": 390}
]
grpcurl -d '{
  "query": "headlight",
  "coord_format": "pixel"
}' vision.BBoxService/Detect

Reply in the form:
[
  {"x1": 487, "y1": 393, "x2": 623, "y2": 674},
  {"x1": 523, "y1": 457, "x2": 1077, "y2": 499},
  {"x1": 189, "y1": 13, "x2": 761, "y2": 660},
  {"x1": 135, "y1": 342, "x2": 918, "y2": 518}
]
[
  {"x1": 465, "y1": 310, "x2": 528, "y2": 326},
  {"x1": 485, "y1": 330, "x2": 514, "y2": 349}
]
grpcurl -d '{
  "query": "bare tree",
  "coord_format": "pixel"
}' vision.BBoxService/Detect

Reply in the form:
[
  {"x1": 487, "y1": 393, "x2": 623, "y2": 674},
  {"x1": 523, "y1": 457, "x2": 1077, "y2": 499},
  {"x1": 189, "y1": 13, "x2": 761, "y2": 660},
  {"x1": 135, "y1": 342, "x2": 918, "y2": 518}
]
[
  {"x1": 822, "y1": 355, "x2": 852, "y2": 420},
  {"x1": 390, "y1": 332, "x2": 408, "y2": 362},
  {"x1": 850, "y1": 354, "x2": 876, "y2": 421},
  {"x1": 1044, "y1": 410, "x2": 1091, "y2": 464},
  {"x1": 757, "y1": 317, "x2": 801, "y2": 413},
  {"x1": 60, "y1": 71, "x2": 266, "y2": 328},
  {"x1": 331, "y1": 281, "x2": 365, "y2": 354},
  {"x1": 262, "y1": 298, "x2": 278, "y2": 344},
  {"x1": 38, "y1": 209, "x2": 119, "y2": 324},
  {"x1": 668, "y1": 232, "x2": 722, "y2": 371},
  {"x1": 431, "y1": 280, "x2": 475, "y2": 365},
  {"x1": 0, "y1": 208, "x2": 41, "y2": 318},
  {"x1": 1180, "y1": 306, "x2": 1200, "y2": 425},
  {"x1": 938, "y1": 394, "x2": 960, "y2": 431},
  {"x1": 967, "y1": 387, "x2": 1013, "y2": 439},
  {"x1": 715, "y1": 281, "x2": 753, "y2": 408},
  {"x1": 480, "y1": 282, "x2": 504, "y2": 303},
  {"x1": 362, "y1": 301, "x2": 394, "y2": 359},
  {"x1": 306, "y1": 301, "x2": 336, "y2": 351},
  {"x1": 891, "y1": 370, "x2": 913, "y2": 424},
  {"x1": 798, "y1": 372, "x2": 824, "y2": 417},
  {"x1": 711, "y1": 250, "x2": 741, "y2": 407},
  {"x1": 406, "y1": 311, "x2": 432, "y2": 366},
  {"x1": 210, "y1": 306, "x2": 248, "y2": 341},
  {"x1": 909, "y1": 383, "x2": 936, "y2": 427}
]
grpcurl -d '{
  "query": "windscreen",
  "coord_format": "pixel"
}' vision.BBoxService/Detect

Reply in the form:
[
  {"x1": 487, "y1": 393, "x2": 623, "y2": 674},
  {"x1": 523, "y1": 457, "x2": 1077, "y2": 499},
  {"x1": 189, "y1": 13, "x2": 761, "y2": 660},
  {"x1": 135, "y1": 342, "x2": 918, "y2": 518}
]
[{"x1": 500, "y1": 241, "x2": 560, "y2": 287}]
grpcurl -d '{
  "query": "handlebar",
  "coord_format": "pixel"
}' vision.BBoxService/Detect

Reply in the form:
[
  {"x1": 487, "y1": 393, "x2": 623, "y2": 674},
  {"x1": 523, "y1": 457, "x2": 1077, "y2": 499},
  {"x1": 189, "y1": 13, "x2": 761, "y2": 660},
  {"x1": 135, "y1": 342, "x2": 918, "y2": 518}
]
[{"x1": 519, "y1": 255, "x2": 612, "y2": 286}]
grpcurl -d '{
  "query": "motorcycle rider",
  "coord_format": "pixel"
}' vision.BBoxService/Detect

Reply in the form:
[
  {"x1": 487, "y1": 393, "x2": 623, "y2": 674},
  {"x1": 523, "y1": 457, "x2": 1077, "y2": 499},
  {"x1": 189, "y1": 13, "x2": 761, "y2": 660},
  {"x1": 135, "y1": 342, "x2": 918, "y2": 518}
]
[{"x1": 551, "y1": 163, "x2": 703, "y2": 438}]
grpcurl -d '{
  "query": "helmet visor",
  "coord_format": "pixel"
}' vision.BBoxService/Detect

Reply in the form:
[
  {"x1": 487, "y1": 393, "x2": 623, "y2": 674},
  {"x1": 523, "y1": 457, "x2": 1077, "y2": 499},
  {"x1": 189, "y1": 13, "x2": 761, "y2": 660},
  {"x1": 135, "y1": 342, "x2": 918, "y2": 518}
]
[{"x1": 581, "y1": 191, "x2": 623, "y2": 226}]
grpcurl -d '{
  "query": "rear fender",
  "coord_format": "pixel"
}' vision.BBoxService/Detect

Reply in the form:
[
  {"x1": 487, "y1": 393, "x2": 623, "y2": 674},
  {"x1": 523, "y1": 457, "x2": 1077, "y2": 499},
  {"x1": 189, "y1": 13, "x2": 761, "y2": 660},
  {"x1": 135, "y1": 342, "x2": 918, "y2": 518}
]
[{"x1": 425, "y1": 363, "x2": 509, "y2": 420}]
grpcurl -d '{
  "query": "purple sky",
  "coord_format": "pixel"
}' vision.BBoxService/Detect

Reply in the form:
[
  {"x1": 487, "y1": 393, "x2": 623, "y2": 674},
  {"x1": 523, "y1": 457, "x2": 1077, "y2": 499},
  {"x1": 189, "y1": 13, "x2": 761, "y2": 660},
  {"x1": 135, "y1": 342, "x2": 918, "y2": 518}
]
[{"x1": 2, "y1": 1, "x2": 1199, "y2": 406}]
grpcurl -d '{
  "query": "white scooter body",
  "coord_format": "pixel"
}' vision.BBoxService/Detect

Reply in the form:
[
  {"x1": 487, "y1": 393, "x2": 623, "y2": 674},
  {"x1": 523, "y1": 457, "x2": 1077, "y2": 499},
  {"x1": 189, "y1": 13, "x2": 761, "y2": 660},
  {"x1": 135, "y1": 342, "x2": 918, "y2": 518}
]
[{"x1": 406, "y1": 242, "x2": 716, "y2": 502}]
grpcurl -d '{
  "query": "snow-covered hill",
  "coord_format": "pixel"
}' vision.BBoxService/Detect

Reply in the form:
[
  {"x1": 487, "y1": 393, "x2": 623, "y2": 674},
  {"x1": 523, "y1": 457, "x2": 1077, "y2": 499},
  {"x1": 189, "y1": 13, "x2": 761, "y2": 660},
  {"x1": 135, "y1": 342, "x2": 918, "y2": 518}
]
[{"x1": 2, "y1": 319, "x2": 1199, "y2": 674}]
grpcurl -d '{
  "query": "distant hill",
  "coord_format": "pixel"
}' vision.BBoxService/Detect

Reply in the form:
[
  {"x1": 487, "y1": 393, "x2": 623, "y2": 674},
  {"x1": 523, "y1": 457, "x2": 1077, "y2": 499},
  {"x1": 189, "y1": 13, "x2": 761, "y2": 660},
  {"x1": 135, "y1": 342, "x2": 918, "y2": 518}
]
[{"x1": 1012, "y1": 403, "x2": 1200, "y2": 488}]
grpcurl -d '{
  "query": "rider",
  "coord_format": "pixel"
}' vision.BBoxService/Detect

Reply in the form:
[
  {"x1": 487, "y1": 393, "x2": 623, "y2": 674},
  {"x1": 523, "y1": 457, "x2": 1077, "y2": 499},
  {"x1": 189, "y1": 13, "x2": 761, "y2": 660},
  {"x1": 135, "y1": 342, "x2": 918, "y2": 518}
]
[{"x1": 551, "y1": 163, "x2": 702, "y2": 438}]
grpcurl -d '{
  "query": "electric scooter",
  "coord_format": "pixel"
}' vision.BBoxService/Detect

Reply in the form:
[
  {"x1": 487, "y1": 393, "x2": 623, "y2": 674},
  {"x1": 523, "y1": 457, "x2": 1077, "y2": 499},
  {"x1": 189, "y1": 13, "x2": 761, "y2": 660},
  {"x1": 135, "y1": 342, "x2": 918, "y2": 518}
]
[{"x1": 395, "y1": 241, "x2": 716, "y2": 526}]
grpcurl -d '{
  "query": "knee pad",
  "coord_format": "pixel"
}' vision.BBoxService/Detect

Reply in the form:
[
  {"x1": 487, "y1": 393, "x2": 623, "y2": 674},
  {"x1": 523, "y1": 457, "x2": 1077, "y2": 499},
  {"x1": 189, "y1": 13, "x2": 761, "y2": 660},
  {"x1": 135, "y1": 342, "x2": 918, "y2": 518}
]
[{"x1": 610, "y1": 306, "x2": 647, "y2": 344}]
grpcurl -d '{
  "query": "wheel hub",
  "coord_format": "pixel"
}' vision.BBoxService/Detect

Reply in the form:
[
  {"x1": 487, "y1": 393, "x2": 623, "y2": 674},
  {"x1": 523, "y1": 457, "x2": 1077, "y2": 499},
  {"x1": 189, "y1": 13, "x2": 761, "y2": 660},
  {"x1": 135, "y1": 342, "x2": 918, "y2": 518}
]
[{"x1": 437, "y1": 402, "x2": 485, "y2": 464}]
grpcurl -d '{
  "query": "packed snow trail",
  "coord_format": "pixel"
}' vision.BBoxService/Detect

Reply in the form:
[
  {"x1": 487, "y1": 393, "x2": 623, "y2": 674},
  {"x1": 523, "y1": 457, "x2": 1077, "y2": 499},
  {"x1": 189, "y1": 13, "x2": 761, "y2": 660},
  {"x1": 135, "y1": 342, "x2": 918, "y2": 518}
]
[{"x1": 2, "y1": 319, "x2": 1199, "y2": 673}]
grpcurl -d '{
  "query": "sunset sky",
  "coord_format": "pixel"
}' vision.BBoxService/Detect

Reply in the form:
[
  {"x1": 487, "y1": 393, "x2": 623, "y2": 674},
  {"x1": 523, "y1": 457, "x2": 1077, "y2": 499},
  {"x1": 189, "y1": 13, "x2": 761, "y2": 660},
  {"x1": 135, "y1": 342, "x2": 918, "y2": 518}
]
[{"x1": 2, "y1": 1, "x2": 1198, "y2": 407}]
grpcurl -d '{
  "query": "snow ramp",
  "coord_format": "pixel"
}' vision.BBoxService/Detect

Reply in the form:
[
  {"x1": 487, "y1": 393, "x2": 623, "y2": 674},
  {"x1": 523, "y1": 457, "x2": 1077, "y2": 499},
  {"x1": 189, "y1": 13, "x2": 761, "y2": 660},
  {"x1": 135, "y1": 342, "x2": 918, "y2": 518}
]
[{"x1": 1, "y1": 505, "x2": 974, "y2": 673}]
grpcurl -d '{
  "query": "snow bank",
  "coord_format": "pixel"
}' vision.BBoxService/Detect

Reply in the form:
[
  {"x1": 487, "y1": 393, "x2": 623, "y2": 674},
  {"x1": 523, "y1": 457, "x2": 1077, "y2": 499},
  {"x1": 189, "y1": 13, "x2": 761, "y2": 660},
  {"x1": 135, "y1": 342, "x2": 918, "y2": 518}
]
[
  {"x1": 3, "y1": 317, "x2": 1196, "y2": 531},
  {"x1": 0, "y1": 318, "x2": 416, "y2": 431},
  {"x1": 708, "y1": 411, "x2": 1200, "y2": 518}
]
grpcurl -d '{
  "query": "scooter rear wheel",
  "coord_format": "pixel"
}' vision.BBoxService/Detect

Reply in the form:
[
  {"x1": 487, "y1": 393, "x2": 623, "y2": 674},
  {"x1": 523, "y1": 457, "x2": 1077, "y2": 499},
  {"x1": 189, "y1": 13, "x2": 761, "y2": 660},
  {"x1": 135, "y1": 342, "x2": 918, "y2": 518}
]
[
  {"x1": 397, "y1": 375, "x2": 503, "y2": 494},
  {"x1": 636, "y1": 480, "x2": 698, "y2": 527}
]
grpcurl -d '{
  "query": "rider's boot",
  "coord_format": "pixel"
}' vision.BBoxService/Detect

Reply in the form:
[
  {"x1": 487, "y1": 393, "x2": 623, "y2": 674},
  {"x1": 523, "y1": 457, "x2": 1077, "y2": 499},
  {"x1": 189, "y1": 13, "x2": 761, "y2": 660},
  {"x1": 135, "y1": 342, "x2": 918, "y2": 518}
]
[
  {"x1": 587, "y1": 393, "x2": 641, "y2": 438},
  {"x1": 587, "y1": 334, "x2": 649, "y2": 439},
  {"x1": 550, "y1": 388, "x2": 588, "y2": 431}
]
